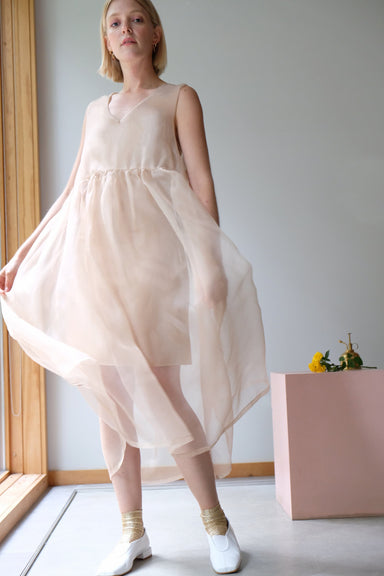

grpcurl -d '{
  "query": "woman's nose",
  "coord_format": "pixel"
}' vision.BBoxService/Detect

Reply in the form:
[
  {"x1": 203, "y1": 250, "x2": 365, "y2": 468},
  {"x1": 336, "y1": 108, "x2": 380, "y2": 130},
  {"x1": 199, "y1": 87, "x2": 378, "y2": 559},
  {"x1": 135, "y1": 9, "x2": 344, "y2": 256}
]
[{"x1": 122, "y1": 22, "x2": 132, "y2": 34}]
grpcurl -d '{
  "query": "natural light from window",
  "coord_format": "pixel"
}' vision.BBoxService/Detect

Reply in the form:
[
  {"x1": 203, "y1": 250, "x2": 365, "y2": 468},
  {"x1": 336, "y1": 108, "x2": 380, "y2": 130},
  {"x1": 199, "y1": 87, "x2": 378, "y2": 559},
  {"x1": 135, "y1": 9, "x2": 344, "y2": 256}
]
[
  {"x1": 0, "y1": 267, "x2": 5, "y2": 472},
  {"x1": 0, "y1": 325, "x2": 4, "y2": 472},
  {"x1": 0, "y1": 231, "x2": 5, "y2": 472}
]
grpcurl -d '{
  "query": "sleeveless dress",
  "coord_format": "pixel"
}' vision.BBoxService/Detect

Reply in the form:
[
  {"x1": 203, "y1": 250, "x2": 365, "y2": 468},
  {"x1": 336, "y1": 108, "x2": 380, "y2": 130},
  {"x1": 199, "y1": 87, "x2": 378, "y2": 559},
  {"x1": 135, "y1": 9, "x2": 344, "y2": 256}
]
[{"x1": 0, "y1": 83, "x2": 269, "y2": 483}]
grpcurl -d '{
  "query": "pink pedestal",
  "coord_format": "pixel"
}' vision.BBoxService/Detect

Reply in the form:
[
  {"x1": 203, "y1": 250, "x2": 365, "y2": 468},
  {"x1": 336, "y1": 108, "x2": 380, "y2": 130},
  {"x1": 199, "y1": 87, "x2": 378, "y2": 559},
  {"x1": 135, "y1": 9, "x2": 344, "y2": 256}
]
[{"x1": 271, "y1": 370, "x2": 384, "y2": 519}]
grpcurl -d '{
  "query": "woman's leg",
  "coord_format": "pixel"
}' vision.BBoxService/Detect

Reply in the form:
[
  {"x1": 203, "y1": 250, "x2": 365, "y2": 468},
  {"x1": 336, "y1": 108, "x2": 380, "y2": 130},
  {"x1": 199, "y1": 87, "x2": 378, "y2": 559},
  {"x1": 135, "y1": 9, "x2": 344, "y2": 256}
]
[
  {"x1": 152, "y1": 365, "x2": 241, "y2": 575},
  {"x1": 99, "y1": 420, "x2": 142, "y2": 513},
  {"x1": 98, "y1": 366, "x2": 142, "y2": 513},
  {"x1": 97, "y1": 421, "x2": 150, "y2": 576},
  {"x1": 173, "y1": 450, "x2": 219, "y2": 510},
  {"x1": 151, "y1": 366, "x2": 220, "y2": 510}
]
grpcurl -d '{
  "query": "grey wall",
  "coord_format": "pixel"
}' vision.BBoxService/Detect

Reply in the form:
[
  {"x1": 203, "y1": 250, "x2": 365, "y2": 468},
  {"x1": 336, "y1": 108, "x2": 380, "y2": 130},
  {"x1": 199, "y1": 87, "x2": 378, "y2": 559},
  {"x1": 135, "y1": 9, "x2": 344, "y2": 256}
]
[{"x1": 33, "y1": 0, "x2": 384, "y2": 471}]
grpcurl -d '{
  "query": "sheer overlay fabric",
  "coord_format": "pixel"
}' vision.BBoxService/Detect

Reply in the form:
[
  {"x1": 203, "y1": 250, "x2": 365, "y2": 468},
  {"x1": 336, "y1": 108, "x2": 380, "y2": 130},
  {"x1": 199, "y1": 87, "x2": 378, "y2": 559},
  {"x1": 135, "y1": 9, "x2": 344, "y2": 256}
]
[{"x1": 1, "y1": 84, "x2": 269, "y2": 482}]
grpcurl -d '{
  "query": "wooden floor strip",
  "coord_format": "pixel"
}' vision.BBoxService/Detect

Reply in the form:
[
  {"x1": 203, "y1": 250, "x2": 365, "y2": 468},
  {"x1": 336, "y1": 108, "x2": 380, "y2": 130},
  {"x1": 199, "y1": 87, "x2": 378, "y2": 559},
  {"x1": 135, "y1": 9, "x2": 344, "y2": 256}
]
[
  {"x1": 0, "y1": 474, "x2": 48, "y2": 543},
  {"x1": 0, "y1": 471, "x2": 11, "y2": 484},
  {"x1": 0, "y1": 473, "x2": 23, "y2": 497}
]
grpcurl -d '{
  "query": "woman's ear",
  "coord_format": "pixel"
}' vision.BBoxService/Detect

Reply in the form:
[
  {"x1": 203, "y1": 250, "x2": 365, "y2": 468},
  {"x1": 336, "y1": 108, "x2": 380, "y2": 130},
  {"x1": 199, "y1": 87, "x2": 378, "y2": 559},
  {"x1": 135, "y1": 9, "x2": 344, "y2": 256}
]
[
  {"x1": 153, "y1": 26, "x2": 161, "y2": 46},
  {"x1": 105, "y1": 35, "x2": 112, "y2": 52}
]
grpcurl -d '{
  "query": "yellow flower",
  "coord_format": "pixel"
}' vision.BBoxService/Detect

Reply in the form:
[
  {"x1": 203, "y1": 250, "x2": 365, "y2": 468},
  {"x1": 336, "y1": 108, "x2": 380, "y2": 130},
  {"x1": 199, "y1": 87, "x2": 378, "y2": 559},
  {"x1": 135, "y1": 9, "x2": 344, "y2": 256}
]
[
  {"x1": 308, "y1": 352, "x2": 327, "y2": 372},
  {"x1": 308, "y1": 360, "x2": 326, "y2": 373}
]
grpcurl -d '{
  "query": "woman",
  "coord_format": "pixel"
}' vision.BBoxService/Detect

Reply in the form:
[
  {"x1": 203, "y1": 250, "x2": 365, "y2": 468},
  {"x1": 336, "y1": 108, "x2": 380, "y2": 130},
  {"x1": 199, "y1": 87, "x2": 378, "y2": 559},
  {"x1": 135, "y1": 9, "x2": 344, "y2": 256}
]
[{"x1": 0, "y1": 0, "x2": 269, "y2": 574}]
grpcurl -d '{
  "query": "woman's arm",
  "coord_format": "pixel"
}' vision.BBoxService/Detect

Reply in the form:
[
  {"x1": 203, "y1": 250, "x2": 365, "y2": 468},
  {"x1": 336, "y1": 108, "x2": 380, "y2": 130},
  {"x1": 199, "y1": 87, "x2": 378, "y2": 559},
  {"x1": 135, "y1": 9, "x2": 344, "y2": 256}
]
[
  {"x1": 0, "y1": 114, "x2": 87, "y2": 294},
  {"x1": 175, "y1": 86, "x2": 228, "y2": 307},
  {"x1": 175, "y1": 85, "x2": 220, "y2": 226}
]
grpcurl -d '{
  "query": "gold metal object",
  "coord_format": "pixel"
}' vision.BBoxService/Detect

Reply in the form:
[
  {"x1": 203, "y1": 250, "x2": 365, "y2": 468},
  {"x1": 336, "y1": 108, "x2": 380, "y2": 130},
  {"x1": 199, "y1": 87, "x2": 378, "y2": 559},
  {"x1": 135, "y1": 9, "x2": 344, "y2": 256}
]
[{"x1": 339, "y1": 332, "x2": 363, "y2": 370}]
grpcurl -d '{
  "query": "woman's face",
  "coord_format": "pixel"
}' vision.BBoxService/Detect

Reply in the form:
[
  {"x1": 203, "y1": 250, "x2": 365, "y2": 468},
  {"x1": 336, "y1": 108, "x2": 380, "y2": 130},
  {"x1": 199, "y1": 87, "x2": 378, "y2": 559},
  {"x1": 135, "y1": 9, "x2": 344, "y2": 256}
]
[{"x1": 105, "y1": 0, "x2": 160, "y2": 65}]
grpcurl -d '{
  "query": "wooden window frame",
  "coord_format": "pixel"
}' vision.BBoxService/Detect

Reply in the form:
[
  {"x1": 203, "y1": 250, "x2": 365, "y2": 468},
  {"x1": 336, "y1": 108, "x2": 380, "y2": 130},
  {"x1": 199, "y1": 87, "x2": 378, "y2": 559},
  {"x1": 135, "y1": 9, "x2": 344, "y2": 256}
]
[{"x1": 0, "y1": 0, "x2": 48, "y2": 543}]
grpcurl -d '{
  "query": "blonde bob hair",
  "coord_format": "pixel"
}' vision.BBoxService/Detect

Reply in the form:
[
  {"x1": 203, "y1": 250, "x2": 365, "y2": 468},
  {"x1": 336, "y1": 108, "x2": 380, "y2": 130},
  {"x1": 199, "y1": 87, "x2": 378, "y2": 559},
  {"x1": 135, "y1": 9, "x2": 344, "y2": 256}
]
[{"x1": 99, "y1": 0, "x2": 167, "y2": 81}]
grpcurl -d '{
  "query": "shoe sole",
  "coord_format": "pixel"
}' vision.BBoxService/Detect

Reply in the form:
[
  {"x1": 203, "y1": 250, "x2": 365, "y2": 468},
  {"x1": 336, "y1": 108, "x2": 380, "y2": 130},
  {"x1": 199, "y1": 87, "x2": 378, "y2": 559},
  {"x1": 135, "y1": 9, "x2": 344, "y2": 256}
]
[
  {"x1": 213, "y1": 559, "x2": 241, "y2": 574},
  {"x1": 137, "y1": 547, "x2": 152, "y2": 561},
  {"x1": 97, "y1": 547, "x2": 152, "y2": 576}
]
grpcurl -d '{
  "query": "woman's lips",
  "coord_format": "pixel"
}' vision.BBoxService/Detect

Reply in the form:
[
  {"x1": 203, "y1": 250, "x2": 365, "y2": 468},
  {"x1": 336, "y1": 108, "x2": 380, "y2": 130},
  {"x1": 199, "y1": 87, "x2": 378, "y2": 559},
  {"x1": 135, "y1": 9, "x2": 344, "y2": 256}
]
[{"x1": 121, "y1": 38, "x2": 136, "y2": 46}]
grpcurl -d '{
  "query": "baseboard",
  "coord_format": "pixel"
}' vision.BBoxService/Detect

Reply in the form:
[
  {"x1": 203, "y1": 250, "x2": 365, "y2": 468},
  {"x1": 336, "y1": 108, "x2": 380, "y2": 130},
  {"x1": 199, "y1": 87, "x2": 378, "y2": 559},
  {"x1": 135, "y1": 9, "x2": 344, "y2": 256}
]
[
  {"x1": 48, "y1": 469, "x2": 110, "y2": 486},
  {"x1": 48, "y1": 462, "x2": 275, "y2": 486},
  {"x1": 229, "y1": 462, "x2": 275, "y2": 478}
]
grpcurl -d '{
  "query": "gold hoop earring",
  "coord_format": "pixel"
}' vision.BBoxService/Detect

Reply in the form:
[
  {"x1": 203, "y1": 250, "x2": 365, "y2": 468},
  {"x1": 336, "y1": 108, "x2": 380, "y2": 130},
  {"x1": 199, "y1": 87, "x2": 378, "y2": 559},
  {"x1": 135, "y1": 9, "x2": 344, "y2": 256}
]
[
  {"x1": 153, "y1": 43, "x2": 158, "y2": 53},
  {"x1": 110, "y1": 51, "x2": 116, "y2": 60}
]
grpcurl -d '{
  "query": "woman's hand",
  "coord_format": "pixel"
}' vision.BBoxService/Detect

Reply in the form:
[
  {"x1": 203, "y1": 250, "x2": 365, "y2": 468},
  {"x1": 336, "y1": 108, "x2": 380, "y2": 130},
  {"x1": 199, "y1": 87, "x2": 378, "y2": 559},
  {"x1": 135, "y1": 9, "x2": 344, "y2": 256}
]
[
  {"x1": 206, "y1": 274, "x2": 228, "y2": 308},
  {"x1": 0, "y1": 257, "x2": 22, "y2": 295},
  {"x1": 0, "y1": 109, "x2": 88, "y2": 299},
  {"x1": 199, "y1": 264, "x2": 228, "y2": 309}
]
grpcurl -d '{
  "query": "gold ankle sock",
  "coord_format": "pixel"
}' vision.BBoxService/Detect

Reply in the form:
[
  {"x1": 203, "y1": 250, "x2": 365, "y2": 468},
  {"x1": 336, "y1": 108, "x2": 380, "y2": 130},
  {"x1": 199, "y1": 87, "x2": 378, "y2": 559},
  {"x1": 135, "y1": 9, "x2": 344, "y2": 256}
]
[
  {"x1": 121, "y1": 510, "x2": 145, "y2": 543},
  {"x1": 201, "y1": 504, "x2": 228, "y2": 536}
]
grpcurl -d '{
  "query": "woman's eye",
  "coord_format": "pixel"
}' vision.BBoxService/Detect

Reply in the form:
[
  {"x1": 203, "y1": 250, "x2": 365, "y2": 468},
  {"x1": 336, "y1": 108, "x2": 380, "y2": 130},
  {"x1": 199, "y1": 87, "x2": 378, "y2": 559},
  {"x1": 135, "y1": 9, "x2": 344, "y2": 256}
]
[
  {"x1": 110, "y1": 21, "x2": 120, "y2": 28},
  {"x1": 132, "y1": 17, "x2": 143, "y2": 23}
]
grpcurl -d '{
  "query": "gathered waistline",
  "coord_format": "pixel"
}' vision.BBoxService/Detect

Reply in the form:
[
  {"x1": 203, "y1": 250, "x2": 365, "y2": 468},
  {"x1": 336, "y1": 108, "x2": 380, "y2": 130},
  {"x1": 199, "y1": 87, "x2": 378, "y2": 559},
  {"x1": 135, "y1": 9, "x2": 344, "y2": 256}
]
[{"x1": 76, "y1": 166, "x2": 184, "y2": 186}]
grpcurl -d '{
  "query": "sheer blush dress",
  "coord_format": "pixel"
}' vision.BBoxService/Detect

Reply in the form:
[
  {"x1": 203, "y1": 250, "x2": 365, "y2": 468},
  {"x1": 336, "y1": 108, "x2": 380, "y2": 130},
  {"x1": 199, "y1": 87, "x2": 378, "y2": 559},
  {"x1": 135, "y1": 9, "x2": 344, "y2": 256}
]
[{"x1": 1, "y1": 83, "x2": 269, "y2": 483}]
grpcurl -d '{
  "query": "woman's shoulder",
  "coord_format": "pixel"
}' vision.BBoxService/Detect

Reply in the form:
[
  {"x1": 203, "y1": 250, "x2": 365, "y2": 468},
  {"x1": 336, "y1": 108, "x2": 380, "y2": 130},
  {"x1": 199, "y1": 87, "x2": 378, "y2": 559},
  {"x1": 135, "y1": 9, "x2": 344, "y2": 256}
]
[
  {"x1": 174, "y1": 84, "x2": 202, "y2": 114},
  {"x1": 85, "y1": 84, "x2": 197, "y2": 105},
  {"x1": 158, "y1": 81, "x2": 186, "y2": 93},
  {"x1": 160, "y1": 83, "x2": 201, "y2": 109},
  {"x1": 167, "y1": 82, "x2": 195, "y2": 91},
  {"x1": 81, "y1": 94, "x2": 111, "y2": 125},
  {"x1": 86, "y1": 94, "x2": 109, "y2": 111},
  {"x1": 160, "y1": 82, "x2": 197, "y2": 95}
]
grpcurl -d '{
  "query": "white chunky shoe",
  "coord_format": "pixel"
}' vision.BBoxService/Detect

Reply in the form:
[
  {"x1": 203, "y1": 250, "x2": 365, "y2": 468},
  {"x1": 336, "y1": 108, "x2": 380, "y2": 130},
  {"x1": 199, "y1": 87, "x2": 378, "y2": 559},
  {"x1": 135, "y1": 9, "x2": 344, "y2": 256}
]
[
  {"x1": 206, "y1": 523, "x2": 241, "y2": 574},
  {"x1": 96, "y1": 531, "x2": 152, "y2": 576}
]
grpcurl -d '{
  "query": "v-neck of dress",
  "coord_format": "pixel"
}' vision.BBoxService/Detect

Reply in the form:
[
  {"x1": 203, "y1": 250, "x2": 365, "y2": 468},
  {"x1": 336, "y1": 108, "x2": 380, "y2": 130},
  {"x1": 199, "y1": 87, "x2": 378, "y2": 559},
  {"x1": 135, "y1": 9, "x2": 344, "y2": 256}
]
[{"x1": 107, "y1": 84, "x2": 166, "y2": 123}]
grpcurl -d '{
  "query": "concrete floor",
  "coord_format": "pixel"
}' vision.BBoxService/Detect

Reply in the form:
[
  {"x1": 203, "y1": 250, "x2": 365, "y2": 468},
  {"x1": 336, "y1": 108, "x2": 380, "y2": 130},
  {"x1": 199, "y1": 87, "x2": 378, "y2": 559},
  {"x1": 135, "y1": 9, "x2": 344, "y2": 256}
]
[{"x1": 0, "y1": 478, "x2": 383, "y2": 576}]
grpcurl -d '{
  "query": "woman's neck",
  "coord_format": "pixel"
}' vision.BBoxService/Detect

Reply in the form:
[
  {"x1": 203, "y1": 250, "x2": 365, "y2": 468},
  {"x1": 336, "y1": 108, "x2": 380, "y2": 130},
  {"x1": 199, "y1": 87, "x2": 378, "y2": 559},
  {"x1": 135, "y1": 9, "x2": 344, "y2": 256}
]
[{"x1": 119, "y1": 59, "x2": 161, "y2": 93}]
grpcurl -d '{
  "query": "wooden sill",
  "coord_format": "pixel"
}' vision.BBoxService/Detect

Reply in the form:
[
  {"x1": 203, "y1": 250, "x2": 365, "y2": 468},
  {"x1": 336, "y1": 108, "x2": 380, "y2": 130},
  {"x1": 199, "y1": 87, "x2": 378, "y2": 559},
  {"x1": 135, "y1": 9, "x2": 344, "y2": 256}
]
[
  {"x1": 0, "y1": 471, "x2": 10, "y2": 483},
  {"x1": 0, "y1": 474, "x2": 48, "y2": 543}
]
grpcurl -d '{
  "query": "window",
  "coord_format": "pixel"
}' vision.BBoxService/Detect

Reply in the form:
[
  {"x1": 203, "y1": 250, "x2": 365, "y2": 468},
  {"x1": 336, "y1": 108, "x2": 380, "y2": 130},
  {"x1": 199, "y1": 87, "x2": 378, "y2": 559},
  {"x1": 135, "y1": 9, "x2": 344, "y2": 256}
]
[
  {"x1": 0, "y1": 293, "x2": 5, "y2": 473},
  {"x1": 0, "y1": 0, "x2": 48, "y2": 543}
]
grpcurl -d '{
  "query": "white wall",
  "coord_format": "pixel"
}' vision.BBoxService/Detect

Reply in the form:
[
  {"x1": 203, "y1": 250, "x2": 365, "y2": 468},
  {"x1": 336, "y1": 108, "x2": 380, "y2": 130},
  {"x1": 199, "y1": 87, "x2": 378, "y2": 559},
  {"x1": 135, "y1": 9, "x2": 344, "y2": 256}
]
[{"x1": 33, "y1": 0, "x2": 384, "y2": 471}]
